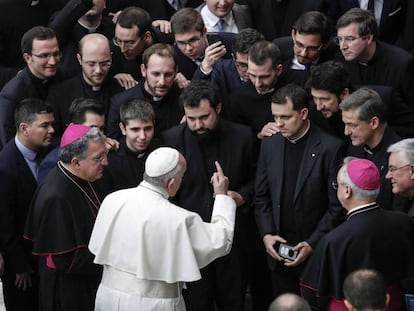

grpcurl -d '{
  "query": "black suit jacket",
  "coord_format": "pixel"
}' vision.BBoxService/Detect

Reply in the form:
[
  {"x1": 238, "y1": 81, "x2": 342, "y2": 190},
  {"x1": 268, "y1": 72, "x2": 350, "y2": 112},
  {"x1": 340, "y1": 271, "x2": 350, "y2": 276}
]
[
  {"x1": 254, "y1": 123, "x2": 345, "y2": 248},
  {"x1": 46, "y1": 74, "x2": 123, "y2": 136},
  {"x1": 0, "y1": 139, "x2": 37, "y2": 275},
  {"x1": 0, "y1": 67, "x2": 58, "y2": 150},
  {"x1": 246, "y1": 0, "x2": 322, "y2": 40},
  {"x1": 323, "y1": 0, "x2": 410, "y2": 47},
  {"x1": 162, "y1": 119, "x2": 255, "y2": 222}
]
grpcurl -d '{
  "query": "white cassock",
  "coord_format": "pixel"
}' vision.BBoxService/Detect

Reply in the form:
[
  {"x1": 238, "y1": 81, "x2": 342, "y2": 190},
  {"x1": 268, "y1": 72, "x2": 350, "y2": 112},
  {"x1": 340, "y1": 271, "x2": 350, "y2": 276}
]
[{"x1": 89, "y1": 181, "x2": 236, "y2": 311}]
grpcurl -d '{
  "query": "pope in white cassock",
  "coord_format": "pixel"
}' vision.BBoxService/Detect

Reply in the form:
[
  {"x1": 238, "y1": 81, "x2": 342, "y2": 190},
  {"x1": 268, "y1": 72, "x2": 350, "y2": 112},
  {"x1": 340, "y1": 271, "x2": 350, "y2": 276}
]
[{"x1": 89, "y1": 147, "x2": 237, "y2": 310}]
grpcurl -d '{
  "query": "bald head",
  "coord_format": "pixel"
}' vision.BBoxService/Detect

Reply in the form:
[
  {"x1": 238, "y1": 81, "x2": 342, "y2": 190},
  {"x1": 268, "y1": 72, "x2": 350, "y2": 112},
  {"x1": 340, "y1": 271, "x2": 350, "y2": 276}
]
[
  {"x1": 77, "y1": 33, "x2": 112, "y2": 86},
  {"x1": 269, "y1": 294, "x2": 311, "y2": 311},
  {"x1": 78, "y1": 33, "x2": 111, "y2": 56}
]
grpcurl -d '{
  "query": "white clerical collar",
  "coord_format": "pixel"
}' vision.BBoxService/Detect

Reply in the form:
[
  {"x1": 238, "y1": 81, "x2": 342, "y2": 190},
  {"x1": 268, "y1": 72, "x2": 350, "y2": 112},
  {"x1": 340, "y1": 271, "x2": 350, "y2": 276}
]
[
  {"x1": 286, "y1": 120, "x2": 310, "y2": 144},
  {"x1": 139, "y1": 181, "x2": 169, "y2": 199},
  {"x1": 346, "y1": 202, "x2": 378, "y2": 220},
  {"x1": 291, "y1": 56, "x2": 319, "y2": 70}
]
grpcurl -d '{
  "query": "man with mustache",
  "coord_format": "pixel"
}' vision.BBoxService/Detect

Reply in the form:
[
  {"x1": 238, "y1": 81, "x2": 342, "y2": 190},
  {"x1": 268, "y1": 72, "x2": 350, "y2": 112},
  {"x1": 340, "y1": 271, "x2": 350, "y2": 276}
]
[{"x1": 0, "y1": 98, "x2": 54, "y2": 311}]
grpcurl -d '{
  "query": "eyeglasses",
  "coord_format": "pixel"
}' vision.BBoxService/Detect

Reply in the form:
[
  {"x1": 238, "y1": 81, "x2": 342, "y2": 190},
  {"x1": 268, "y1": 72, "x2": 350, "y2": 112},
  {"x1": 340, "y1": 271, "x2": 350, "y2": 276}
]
[
  {"x1": 293, "y1": 39, "x2": 323, "y2": 53},
  {"x1": 29, "y1": 51, "x2": 62, "y2": 60},
  {"x1": 232, "y1": 54, "x2": 248, "y2": 70},
  {"x1": 82, "y1": 60, "x2": 112, "y2": 69},
  {"x1": 113, "y1": 37, "x2": 140, "y2": 49},
  {"x1": 175, "y1": 37, "x2": 202, "y2": 49},
  {"x1": 387, "y1": 164, "x2": 412, "y2": 174},
  {"x1": 333, "y1": 36, "x2": 367, "y2": 46},
  {"x1": 89, "y1": 149, "x2": 109, "y2": 163}
]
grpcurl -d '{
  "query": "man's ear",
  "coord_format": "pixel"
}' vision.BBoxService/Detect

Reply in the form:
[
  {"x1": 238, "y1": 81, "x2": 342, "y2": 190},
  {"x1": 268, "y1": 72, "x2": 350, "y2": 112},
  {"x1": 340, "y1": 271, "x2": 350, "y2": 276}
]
[{"x1": 344, "y1": 299, "x2": 354, "y2": 311}]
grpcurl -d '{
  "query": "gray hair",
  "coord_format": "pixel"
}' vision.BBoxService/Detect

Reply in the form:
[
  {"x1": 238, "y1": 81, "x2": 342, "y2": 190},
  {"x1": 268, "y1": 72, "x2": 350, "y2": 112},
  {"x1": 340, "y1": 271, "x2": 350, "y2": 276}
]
[
  {"x1": 339, "y1": 87, "x2": 387, "y2": 123},
  {"x1": 338, "y1": 157, "x2": 380, "y2": 201},
  {"x1": 60, "y1": 127, "x2": 106, "y2": 163},
  {"x1": 143, "y1": 162, "x2": 182, "y2": 188},
  {"x1": 387, "y1": 138, "x2": 414, "y2": 165}
]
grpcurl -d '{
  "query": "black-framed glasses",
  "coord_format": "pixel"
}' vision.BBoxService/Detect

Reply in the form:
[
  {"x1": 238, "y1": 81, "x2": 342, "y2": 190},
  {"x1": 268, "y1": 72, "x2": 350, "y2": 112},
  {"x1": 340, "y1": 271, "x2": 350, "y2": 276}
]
[
  {"x1": 293, "y1": 39, "x2": 323, "y2": 53},
  {"x1": 112, "y1": 36, "x2": 140, "y2": 49},
  {"x1": 175, "y1": 37, "x2": 202, "y2": 49},
  {"x1": 387, "y1": 164, "x2": 413, "y2": 174},
  {"x1": 29, "y1": 51, "x2": 62, "y2": 60},
  {"x1": 333, "y1": 36, "x2": 367, "y2": 46}
]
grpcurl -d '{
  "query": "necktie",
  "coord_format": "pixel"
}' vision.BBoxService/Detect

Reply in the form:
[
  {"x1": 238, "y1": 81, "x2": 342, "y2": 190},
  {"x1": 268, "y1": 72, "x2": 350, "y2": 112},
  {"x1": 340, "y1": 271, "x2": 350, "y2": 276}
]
[
  {"x1": 217, "y1": 19, "x2": 225, "y2": 32},
  {"x1": 367, "y1": 0, "x2": 375, "y2": 13},
  {"x1": 34, "y1": 153, "x2": 43, "y2": 181}
]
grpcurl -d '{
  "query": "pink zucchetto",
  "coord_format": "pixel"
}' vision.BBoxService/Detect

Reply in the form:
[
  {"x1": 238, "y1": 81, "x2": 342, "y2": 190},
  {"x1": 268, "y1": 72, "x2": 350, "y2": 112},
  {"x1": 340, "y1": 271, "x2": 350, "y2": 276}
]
[
  {"x1": 347, "y1": 158, "x2": 380, "y2": 190},
  {"x1": 60, "y1": 124, "x2": 91, "y2": 147}
]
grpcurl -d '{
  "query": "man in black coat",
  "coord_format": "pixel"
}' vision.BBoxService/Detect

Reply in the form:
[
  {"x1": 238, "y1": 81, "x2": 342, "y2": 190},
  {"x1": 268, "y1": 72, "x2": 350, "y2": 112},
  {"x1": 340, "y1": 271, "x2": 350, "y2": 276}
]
[
  {"x1": 341, "y1": 87, "x2": 410, "y2": 212},
  {"x1": 47, "y1": 33, "x2": 122, "y2": 137},
  {"x1": 48, "y1": 0, "x2": 115, "y2": 80},
  {"x1": 301, "y1": 158, "x2": 414, "y2": 310},
  {"x1": 254, "y1": 84, "x2": 345, "y2": 297},
  {"x1": 0, "y1": 99, "x2": 55, "y2": 311},
  {"x1": 163, "y1": 80, "x2": 272, "y2": 311},
  {"x1": 107, "y1": 43, "x2": 183, "y2": 140},
  {"x1": 0, "y1": 26, "x2": 61, "y2": 149},
  {"x1": 335, "y1": 8, "x2": 414, "y2": 108}
]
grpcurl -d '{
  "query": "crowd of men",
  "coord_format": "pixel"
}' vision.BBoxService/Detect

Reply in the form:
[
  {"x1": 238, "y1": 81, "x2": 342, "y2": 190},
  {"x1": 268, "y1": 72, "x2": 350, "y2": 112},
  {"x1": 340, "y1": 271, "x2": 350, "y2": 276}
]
[{"x1": 1, "y1": 0, "x2": 414, "y2": 311}]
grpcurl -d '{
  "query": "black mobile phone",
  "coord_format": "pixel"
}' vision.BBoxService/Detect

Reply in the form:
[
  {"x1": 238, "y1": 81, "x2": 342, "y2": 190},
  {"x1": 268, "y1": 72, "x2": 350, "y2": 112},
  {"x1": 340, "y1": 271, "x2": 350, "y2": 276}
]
[
  {"x1": 274, "y1": 242, "x2": 298, "y2": 261},
  {"x1": 207, "y1": 34, "x2": 222, "y2": 45}
]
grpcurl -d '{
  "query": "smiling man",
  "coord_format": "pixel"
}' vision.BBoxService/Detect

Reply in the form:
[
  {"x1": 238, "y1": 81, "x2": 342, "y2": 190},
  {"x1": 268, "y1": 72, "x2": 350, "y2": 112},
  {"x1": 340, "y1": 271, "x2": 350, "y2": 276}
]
[
  {"x1": 100, "y1": 98, "x2": 159, "y2": 193},
  {"x1": 107, "y1": 43, "x2": 183, "y2": 140},
  {"x1": 341, "y1": 87, "x2": 409, "y2": 211},
  {"x1": 0, "y1": 26, "x2": 61, "y2": 149},
  {"x1": 386, "y1": 139, "x2": 414, "y2": 217}
]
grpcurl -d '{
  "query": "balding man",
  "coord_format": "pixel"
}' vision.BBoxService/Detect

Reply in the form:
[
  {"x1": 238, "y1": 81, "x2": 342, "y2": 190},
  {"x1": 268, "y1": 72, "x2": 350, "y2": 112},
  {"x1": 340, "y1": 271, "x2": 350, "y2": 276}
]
[
  {"x1": 47, "y1": 33, "x2": 123, "y2": 137},
  {"x1": 269, "y1": 293, "x2": 311, "y2": 311},
  {"x1": 89, "y1": 147, "x2": 236, "y2": 311},
  {"x1": 301, "y1": 158, "x2": 414, "y2": 310}
]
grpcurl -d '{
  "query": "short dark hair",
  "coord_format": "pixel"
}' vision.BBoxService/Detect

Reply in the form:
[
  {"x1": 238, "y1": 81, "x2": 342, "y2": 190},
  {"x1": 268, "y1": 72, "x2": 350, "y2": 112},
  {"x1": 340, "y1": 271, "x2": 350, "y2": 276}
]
[
  {"x1": 343, "y1": 269, "x2": 387, "y2": 310},
  {"x1": 68, "y1": 98, "x2": 105, "y2": 124},
  {"x1": 117, "y1": 6, "x2": 152, "y2": 37},
  {"x1": 179, "y1": 80, "x2": 221, "y2": 109},
  {"x1": 15, "y1": 98, "x2": 54, "y2": 130},
  {"x1": 340, "y1": 87, "x2": 387, "y2": 123},
  {"x1": 272, "y1": 84, "x2": 310, "y2": 111},
  {"x1": 21, "y1": 26, "x2": 56, "y2": 54},
  {"x1": 171, "y1": 8, "x2": 205, "y2": 35},
  {"x1": 120, "y1": 97, "x2": 155, "y2": 125},
  {"x1": 306, "y1": 61, "x2": 352, "y2": 98},
  {"x1": 248, "y1": 40, "x2": 282, "y2": 68},
  {"x1": 142, "y1": 43, "x2": 177, "y2": 68},
  {"x1": 337, "y1": 8, "x2": 378, "y2": 41},
  {"x1": 292, "y1": 11, "x2": 331, "y2": 43},
  {"x1": 232, "y1": 28, "x2": 264, "y2": 54}
]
